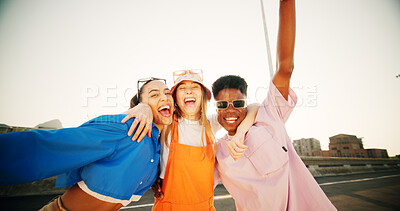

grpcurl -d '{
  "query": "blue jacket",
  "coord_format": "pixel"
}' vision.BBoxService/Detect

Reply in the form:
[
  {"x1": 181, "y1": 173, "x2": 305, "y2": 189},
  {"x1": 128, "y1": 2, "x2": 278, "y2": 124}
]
[{"x1": 0, "y1": 114, "x2": 160, "y2": 200}]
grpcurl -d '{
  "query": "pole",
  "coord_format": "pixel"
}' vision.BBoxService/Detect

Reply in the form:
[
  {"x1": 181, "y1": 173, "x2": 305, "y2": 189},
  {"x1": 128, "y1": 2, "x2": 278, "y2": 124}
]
[{"x1": 259, "y1": 0, "x2": 274, "y2": 78}]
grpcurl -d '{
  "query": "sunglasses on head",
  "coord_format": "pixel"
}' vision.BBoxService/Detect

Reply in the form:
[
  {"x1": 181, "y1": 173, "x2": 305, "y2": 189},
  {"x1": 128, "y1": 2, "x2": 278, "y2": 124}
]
[
  {"x1": 215, "y1": 99, "x2": 247, "y2": 109},
  {"x1": 173, "y1": 69, "x2": 203, "y2": 83},
  {"x1": 137, "y1": 77, "x2": 167, "y2": 98}
]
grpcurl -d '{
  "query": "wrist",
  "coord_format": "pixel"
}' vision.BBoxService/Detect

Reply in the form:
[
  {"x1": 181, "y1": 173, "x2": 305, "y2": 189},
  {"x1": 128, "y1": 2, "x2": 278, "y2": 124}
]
[{"x1": 234, "y1": 129, "x2": 246, "y2": 138}]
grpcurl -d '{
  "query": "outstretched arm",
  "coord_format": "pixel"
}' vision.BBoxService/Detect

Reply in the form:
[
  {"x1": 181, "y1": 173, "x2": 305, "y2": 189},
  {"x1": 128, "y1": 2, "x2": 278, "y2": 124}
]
[
  {"x1": 272, "y1": 0, "x2": 296, "y2": 100},
  {"x1": 0, "y1": 123, "x2": 126, "y2": 185}
]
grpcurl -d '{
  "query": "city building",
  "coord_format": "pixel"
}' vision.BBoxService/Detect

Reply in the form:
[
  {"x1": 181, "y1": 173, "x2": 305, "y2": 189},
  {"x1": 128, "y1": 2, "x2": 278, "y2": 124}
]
[
  {"x1": 293, "y1": 138, "x2": 321, "y2": 156},
  {"x1": 367, "y1": 148, "x2": 390, "y2": 158},
  {"x1": 319, "y1": 134, "x2": 389, "y2": 158},
  {"x1": 328, "y1": 134, "x2": 365, "y2": 157}
]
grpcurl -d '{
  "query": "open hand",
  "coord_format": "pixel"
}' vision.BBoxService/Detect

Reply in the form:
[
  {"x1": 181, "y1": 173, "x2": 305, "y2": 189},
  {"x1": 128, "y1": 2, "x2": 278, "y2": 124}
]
[{"x1": 121, "y1": 103, "x2": 153, "y2": 142}]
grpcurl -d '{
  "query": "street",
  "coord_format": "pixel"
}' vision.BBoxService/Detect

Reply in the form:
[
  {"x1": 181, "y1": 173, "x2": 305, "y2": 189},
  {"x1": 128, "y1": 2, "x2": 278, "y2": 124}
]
[{"x1": 1, "y1": 170, "x2": 399, "y2": 210}]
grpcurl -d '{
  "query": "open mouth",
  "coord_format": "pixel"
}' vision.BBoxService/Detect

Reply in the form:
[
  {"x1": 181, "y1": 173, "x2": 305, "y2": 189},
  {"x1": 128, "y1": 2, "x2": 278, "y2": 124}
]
[
  {"x1": 158, "y1": 104, "x2": 172, "y2": 117},
  {"x1": 224, "y1": 116, "x2": 238, "y2": 124},
  {"x1": 184, "y1": 97, "x2": 196, "y2": 106}
]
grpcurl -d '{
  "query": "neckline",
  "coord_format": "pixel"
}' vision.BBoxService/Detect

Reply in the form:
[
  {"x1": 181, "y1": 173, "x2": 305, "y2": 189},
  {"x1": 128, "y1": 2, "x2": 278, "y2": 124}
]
[{"x1": 179, "y1": 117, "x2": 200, "y2": 124}]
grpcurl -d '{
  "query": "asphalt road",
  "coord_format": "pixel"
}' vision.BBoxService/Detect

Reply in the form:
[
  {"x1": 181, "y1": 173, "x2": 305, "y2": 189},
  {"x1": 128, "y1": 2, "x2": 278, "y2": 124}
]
[{"x1": 1, "y1": 170, "x2": 399, "y2": 211}]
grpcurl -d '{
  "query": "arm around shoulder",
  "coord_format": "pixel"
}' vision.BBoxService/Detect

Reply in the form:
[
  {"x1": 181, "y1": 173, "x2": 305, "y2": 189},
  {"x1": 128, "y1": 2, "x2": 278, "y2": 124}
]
[
  {"x1": 121, "y1": 103, "x2": 153, "y2": 142},
  {"x1": 235, "y1": 103, "x2": 259, "y2": 137}
]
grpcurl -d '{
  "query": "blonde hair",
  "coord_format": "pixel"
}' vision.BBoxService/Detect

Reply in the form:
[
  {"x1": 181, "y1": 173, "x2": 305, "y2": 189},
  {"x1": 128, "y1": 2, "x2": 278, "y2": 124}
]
[{"x1": 164, "y1": 84, "x2": 216, "y2": 151}]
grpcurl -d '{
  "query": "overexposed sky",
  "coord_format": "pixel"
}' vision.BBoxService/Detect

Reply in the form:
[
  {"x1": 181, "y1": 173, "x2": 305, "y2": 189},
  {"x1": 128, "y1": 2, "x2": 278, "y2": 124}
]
[{"x1": 0, "y1": 0, "x2": 399, "y2": 156}]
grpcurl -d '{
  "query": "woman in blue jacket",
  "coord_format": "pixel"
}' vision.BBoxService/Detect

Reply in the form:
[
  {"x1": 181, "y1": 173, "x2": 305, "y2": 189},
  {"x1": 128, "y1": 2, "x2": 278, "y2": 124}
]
[{"x1": 0, "y1": 78, "x2": 173, "y2": 210}]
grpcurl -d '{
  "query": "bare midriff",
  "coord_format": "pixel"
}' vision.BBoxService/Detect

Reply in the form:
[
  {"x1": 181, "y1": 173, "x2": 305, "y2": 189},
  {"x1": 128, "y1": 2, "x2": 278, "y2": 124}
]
[{"x1": 61, "y1": 184, "x2": 123, "y2": 211}]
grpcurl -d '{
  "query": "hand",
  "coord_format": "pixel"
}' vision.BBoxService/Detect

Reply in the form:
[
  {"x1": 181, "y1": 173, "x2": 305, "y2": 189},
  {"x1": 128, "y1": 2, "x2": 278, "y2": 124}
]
[
  {"x1": 227, "y1": 132, "x2": 248, "y2": 160},
  {"x1": 121, "y1": 103, "x2": 153, "y2": 142},
  {"x1": 151, "y1": 178, "x2": 164, "y2": 199}
]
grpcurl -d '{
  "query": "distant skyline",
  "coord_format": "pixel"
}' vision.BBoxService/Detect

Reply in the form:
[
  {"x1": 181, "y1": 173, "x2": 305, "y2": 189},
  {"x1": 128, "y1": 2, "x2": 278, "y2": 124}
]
[{"x1": 0, "y1": 0, "x2": 399, "y2": 156}]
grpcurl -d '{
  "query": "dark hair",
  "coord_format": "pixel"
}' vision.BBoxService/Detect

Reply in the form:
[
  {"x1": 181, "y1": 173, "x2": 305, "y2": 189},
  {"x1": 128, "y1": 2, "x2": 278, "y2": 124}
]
[
  {"x1": 130, "y1": 94, "x2": 140, "y2": 108},
  {"x1": 212, "y1": 75, "x2": 248, "y2": 98},
  {"x1": 130, "y1": 80, "x2": 154, "y2": 108}
]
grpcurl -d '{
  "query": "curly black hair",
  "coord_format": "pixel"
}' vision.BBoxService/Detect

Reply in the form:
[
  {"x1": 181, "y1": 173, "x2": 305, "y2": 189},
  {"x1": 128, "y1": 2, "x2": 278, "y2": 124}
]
[{"x1": 212, "y1": 75, "x2": 247, "y2": 99}]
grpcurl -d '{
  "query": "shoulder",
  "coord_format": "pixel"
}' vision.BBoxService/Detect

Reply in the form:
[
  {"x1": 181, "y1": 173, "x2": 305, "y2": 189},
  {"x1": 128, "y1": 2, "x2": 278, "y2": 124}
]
[
  {"x1": 85, "y1": 114, "x2": 128, "y2": 124},
  {"x1": 257, "y1": 81, "x2": 297, "y2": 119},
  {"x1": 265, "y1": 81, "x2": 297, "y2": 106},
  {"x1": 79, "y1": 114, "x2": 133, "y2": 133}
]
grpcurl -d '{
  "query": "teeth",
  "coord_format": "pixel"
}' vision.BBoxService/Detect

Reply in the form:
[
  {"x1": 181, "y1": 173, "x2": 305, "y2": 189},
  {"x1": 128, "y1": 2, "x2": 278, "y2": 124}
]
[
  {"x1": 225, "y1": 117, "x2": 238, "y2": 123},
  {"x1": 185, "y1": 98, "x2": 196, "y2": 103},
  {"x1": 225, "y1": 117, "x2": 238, "y2": 121},
  {"x1": 158, "y1": 105, "x2": 170, "y2": 111}
]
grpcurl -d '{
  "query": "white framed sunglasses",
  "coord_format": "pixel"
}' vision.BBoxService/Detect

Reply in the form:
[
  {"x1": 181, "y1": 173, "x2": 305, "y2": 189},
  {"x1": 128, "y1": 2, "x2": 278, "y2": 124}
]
[{"x1": 215, "y1": 99, "x2": 247, "y2": 109}]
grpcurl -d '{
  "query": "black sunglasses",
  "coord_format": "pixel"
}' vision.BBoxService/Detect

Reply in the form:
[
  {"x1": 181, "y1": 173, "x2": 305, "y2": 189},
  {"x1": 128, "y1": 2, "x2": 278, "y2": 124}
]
[
  {"x1": 137, "y1": 77, "x2": 167, "y2": 99},
  {"x1": 215, "y1": 99, "x2": 247, "y2": 109}
]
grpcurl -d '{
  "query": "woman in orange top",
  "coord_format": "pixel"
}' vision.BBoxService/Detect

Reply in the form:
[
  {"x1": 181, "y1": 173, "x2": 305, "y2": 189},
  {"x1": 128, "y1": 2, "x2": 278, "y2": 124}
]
[{"x1": 155, "y1": 70, "x2": 216, "y2": 210}]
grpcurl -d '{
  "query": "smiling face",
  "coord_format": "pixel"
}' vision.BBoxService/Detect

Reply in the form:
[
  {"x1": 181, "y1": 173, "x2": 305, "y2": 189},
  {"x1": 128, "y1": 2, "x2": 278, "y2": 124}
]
[
  {"x1": 215, "y1": 88, "x2": 247, "y2": 136},
  {"x1": 140, "y1": 80, "x2": 174, "y2": 129},
  {"x1": 175, "y1": 81, "x2": 203, "y2": 120}
]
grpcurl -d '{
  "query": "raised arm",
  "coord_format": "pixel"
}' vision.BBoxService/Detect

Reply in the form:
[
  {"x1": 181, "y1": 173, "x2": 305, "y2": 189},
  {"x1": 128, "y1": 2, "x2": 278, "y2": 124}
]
[{"x1": 272, "y1": 0, "x2": 296, "y2": 100}]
